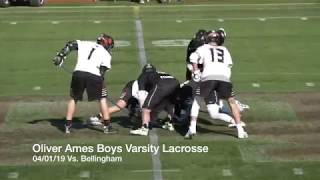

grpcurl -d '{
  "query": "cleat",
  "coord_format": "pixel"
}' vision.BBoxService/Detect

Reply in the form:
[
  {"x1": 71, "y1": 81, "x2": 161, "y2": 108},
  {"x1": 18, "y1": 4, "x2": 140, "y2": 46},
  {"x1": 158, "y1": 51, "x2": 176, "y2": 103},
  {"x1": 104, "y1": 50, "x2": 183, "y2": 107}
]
[
  {"x1": 130, "y1": 127, "x2": 149, "y2": 136},
  {"x1": 184, "y1": 129, "x2": 196, "y2": 139},
  {"x1": 238, "y1": 131, "x2": 248, "y2": 139},
  {"x1": 237, "y1": 126, "x2": 248, "y2": 139},
  {"x1": 162, "y1": 122, "x2": 175, "y2": 131},
  {"x1": 87, "y1": 116, "x2": 103, "y2": 126},
  {"x1": 65, "y1": 125, "x2": 71, "y2": 134},
  {"x1": 103, "y1": 126, "x2": 118, "y2": 134}
]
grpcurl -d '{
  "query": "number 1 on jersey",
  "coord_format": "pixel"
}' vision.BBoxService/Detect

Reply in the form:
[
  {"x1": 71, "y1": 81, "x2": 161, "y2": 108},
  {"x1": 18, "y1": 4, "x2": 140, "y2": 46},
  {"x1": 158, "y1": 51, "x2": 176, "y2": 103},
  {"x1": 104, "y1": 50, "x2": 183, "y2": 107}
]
[{"x1": 88, "y1": 48, "x2": 96, "y2": 60}]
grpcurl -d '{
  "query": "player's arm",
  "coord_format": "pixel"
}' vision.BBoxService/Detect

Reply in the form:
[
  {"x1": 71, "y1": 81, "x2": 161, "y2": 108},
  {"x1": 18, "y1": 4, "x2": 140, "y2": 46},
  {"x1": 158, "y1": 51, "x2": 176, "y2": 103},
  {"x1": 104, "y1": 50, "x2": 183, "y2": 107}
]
[
  {"x1": 100, "y1": 51, "x2": 112, "y2": 77},
  {"x1": 189, "y1": 50, "x2": 202, "y2": 82},
  {"x1": 53, "y1": 40, "x2": 78, "y2": 66},
  {"x1": 224, "y1": 47, "x2": 233, "y2": 68}
]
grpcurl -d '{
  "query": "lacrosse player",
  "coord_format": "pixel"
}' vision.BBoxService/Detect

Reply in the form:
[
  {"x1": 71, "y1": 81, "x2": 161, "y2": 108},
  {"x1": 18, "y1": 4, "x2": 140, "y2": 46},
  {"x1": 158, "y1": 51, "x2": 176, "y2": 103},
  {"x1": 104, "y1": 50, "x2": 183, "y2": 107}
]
[
  {"x1": 52, "y1": 33, "x2": 117, "y2": 134},
  {"x1": 185, "y1": 29, "x2": 207, "y2": 80},
  {"x1": 88, "y1": 78, "x2": 176, "y2": 132},
  {"x1": 130, "y1": 64, "x2": 180, "y2": 136},
  {"x1": 186, "y1": 30, "x2": 249, "y2": 139}
]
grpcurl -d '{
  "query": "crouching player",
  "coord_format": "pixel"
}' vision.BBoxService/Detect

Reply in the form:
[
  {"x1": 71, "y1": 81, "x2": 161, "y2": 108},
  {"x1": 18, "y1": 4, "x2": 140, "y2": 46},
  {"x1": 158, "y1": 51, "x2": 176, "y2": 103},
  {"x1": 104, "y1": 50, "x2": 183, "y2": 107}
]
[{"x1": 130, "y1": 64, "x2": 180, "y2": 136}]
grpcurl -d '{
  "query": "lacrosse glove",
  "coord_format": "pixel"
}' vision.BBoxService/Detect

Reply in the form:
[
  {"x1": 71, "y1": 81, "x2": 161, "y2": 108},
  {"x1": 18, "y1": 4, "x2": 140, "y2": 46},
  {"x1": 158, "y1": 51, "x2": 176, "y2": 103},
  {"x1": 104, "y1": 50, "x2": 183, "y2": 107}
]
[{"x1": 53, "y1": 52, "x2": 66, "y2": 66}]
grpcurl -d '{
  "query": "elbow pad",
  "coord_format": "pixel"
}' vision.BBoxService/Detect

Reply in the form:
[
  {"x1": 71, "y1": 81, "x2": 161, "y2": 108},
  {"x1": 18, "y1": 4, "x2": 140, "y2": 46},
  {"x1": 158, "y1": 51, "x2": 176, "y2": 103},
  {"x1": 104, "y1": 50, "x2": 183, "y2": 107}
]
[{"x1": 60, "y1": 40, "x2": 78, "y2": 57}]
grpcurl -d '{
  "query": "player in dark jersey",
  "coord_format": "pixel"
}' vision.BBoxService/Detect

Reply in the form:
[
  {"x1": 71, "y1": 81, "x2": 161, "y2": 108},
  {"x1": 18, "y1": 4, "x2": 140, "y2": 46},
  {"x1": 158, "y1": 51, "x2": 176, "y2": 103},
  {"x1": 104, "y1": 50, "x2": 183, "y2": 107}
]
[
  {"x1": 185, "y1": 29, "x2": 207, "y2": 80},
  {"x1": 88, "y1": 78, "x2": 177, "y2": 132},
  {"x1": 130, "y1": 64, "x2": 180, "y2": 136}
]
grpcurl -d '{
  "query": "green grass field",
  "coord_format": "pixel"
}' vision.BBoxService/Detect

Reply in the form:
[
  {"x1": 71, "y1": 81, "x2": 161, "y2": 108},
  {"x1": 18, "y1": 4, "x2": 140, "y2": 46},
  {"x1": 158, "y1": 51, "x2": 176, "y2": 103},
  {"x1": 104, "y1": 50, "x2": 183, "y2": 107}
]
[{"x1": 0, "y1": 0, "x2": 320, "y2": 179}]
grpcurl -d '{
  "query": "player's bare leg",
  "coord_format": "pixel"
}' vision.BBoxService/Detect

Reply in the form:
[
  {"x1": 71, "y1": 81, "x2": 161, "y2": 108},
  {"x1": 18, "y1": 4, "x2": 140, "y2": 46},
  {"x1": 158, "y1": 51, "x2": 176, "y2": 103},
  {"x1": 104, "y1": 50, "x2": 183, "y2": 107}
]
[
  {"x1": 185, "y1": 99, "x2": 199, "y2": 139},
  {"x1": 130, "y1": 108, "x2": 150, "y2": 136},
  {"x1": 228, "y1": 97, "x2": 248, "y2": 138},
  {"x1": 100, "y1": 98, "x2": 117, "y2": 134},
  {"x1": 65, "y1": 98, "x2": 76, "y2": 134}
]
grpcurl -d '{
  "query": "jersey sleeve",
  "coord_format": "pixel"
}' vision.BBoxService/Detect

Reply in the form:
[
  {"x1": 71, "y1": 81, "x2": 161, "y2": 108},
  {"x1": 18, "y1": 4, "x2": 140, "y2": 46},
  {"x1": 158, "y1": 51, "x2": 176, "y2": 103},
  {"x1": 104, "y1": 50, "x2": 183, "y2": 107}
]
[
  {"x1": 189, "y1": 48, "x2": 203, "y2": 64},
  {"x1": 223, "y1": 47, "x2": 233, "y2": 68},
  {"x1": 100, "y1": 51, "x2": 112, "y2": 69}
]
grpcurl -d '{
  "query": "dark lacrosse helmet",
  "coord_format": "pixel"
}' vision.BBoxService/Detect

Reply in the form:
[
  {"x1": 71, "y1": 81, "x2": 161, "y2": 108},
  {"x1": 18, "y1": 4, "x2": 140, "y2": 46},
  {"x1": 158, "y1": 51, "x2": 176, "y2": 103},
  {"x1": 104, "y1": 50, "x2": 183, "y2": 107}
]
[{"x1": 97, "y1": 33, "x2": 114, "y2": 51}]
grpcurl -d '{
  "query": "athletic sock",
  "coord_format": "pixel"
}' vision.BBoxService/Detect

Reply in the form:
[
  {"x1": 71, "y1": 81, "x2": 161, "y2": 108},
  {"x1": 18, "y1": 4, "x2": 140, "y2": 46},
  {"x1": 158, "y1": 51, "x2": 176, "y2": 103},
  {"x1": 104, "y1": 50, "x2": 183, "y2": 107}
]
[
  {"x1": 103, "y1": 120, "x2": 110, "y2": 127},
  {"x1": 190, "y1": 120, "x2": 197, "y2": 134},
  {"x1": 65, "y1": 120, "x2": 72, "y2": 127}
]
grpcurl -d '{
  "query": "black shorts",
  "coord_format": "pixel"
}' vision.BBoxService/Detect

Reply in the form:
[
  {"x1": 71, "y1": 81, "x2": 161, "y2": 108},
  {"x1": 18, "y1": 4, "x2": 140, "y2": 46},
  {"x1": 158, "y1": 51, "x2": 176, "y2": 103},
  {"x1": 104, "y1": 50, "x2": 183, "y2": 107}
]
[
  {"x1": 200, "y1": 80, "x2": 232, "y2": 104},
  {"x1": 143, "y1": 79, "x2": 179, "y2": 110},
  {"x1": 150, "y1": 98, "x2": 175, "y2": 122},
  {"x1": 70, "y1": 71, "x2": 106, "y2": 101}
]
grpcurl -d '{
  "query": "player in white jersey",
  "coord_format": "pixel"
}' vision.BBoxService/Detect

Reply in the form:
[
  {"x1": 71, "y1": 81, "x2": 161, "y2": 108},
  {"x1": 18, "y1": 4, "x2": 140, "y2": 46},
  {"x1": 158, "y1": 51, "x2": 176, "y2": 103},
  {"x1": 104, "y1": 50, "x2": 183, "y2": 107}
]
[
  {"x1": 53, "y1": 33, "x2": 117, "y2": 134},
  {"x1": 187, "y1": 31, "x2": 248, "y2": 139}
]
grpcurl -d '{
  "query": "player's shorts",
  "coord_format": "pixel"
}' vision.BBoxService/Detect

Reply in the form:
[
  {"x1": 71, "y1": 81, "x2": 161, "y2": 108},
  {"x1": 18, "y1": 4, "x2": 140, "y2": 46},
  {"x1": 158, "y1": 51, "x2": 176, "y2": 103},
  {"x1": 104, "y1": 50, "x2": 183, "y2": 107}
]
[
  {"x1": 70, "y1": 71, "x2": 105, "y2": 101},
  {"x1": 150, "y1": 98, "x2": 175, "y2": 122},
  {"x1": 199, "y1": 80, "x2": 232, "y2": 104},
  {"x1": 143, "y1": 79, "x2": 180, "y2": 110}
]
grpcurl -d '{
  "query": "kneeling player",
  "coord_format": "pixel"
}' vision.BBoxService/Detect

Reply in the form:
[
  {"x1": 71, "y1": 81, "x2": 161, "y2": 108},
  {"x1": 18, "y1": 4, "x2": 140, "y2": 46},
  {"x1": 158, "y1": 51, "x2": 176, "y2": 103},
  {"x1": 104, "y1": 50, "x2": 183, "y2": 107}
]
[
  {"x1": 130, "y1": 64, "x2": 180, "y2": 136},
  {"x1": 88, "y1": 78, "x2": 177, "y2": 132}
]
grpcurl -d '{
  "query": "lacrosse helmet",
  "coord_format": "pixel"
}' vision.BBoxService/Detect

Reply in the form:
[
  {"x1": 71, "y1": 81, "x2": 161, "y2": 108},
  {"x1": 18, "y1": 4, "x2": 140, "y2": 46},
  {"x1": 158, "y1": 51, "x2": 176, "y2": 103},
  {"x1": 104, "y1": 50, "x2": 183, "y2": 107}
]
[
  {"x1": 142, "y1": 63, "x2": 156, "y2": 73},
  {"x1": 194, "y1": 29, "x2": 207, "y2": 41},
  {"x1": 216, "y1": 28, "x2": 227, "y2": 45},
  {"x1": 205, "y1": 30, "x2": 219, "y2": 44},
  {"x1": 97, "y1": 33, "x2": 114, "y2": 51}
]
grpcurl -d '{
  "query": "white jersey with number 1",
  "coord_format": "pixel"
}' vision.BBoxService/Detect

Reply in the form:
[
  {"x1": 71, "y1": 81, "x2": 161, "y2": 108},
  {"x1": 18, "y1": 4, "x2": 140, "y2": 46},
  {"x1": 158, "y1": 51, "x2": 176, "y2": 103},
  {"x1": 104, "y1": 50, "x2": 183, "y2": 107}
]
[
  {"x1": 74, "y1": 40, "x2": 111, "y2": 76},
  {"x1": 190, "y1": 44, "x2": 233, "y2": 82}
]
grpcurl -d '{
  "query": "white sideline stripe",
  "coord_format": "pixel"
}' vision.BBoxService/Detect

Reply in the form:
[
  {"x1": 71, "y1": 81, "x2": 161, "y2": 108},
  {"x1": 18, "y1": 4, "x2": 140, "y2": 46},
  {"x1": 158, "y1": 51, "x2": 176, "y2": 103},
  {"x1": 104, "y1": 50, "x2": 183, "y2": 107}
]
[
  {"x1": 176, "y1": 20, "x2": 183, "y2": 23},
  {"x1": 131, "y1": 169, "x2": 180, "y2": 173},
  {"x1": 23, "y1": 2, "x2": 320, "y2": 9},
  {"x1": 182, "y1": 15, "x2": 320, "y2": 22},
  {"x1": 10, "y1": 22, "x2": 17, "y2": 25},
  {"x1": 135, "y1": 20, "x2": 148, "y2": 70},
  {"x1": 149, "y1": 130, "x2": 163, "y2": 180},
  {"x1": 252, "y1": 83, "x2": 261, "y2": 88},
  {"x1": 2, "y1": 16, "x2": 319, "y2": 24},
  {"x1": 218, "y1": 18, "x2": 224, "y2": 22},
  {"x1": 79, "y1": 171, "x2": 90, "y2": 178},
  {"x1": 222, "y1": 169, "x2": 233, "y2": 176},
  {"x1": 93, "y1": 20, "x2": 101, "y2": 24},
  {"x1": 135, "y1": 19, "x2": 163, "y2": 180},
  {"x1": 293, "y1": 168, "x2": 304, "y2": 175},
  {"x1": 305, "y1": 82, "x2": 315, "y2": 87},
  {"x1": 1, "y1": 6, "x2": 319, "y2": 15},
  {"x1": 238, "y1": 72, "x2": 320, "y2": 75},
  {"x1": 8, "y1": 172, "x2": 19, "y2": 179}
]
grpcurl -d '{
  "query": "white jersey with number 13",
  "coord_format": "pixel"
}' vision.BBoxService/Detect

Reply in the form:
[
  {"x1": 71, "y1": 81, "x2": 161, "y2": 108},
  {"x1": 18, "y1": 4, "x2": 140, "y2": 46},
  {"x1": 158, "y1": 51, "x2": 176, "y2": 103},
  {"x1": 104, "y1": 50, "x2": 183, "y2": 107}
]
[{"x1": 190, "y1": 44, "x2": 233, "y2": 82}]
